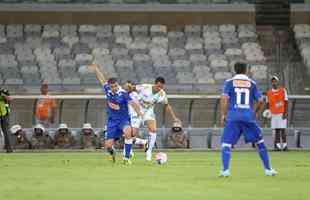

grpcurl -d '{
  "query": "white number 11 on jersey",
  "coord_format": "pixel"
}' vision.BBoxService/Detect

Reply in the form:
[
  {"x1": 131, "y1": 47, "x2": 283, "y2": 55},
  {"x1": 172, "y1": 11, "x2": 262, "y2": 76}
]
[{"x1": 235, "y1": 88, "x2": 250, "y2": 109}]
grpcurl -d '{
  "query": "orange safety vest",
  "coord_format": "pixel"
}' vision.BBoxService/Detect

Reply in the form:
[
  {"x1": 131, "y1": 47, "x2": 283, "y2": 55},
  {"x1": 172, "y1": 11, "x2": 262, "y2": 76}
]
[
  {"x1": 267, "y1": 87, "x2": 287, "y2": 114},
  {"x1": 35, "y1": 97, "x2": 56, "y2": 120}
]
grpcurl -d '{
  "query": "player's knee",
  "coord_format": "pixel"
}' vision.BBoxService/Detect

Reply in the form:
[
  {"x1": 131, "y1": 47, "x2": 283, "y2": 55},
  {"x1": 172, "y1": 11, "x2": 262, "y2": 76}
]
[
  {"x1": 256, "y1": 140, "x2": 267, "y2": 150},
  {"x1": 123, "y1": 127, "x2": 132, "y2": 139},
  {"x1": 221, "y1": 143, "x2": 232, "y2": 153},
  {"x1": 105, "y1": 140, "x2": 113, "y2": 149},
  {"x1": 131, "y1": 128, "x2": 137, "y2": 137},
  {"x1": 125, "y1": 138, "x2": 133, "y2": 144}
]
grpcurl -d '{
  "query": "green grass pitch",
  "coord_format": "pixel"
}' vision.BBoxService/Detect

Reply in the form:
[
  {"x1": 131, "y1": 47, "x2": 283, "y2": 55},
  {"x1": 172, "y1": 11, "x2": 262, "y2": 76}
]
[{"x1": 0, "y1": 151, "x2": 310, "y2": 200}]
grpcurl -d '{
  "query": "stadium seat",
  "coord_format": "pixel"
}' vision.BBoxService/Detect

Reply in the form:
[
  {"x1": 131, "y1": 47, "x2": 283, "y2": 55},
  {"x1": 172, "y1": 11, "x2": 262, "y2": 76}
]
[
  {"x1": 6, "y1": 25, "x2": 23, "y2": 39},
  {"x1": 111, "y1": 47, "x2": 129, "y2": 60},
  {"x1": 60, "y1": 25, "x2": 78, "y2": 37},
  {"x1": 185, "y1": 25, "x2": 201, "y2": 37},
  {"x1": 59, "y1": 59, "x2": 77, "y2": 77},
  {"x1": 150, "y1": 25, "x2": 167, "y2": 37},
  {"x1": 172, "y1": 59, "x2": 192, "y2": 72},
  {"x1": 169, "y1": 48, "x2": 187, "y2": 60},
  {"x1": 24, "y1": 24, "x2": 42, "y2": 37},
  {"x1": 190, "y1": 54, "x2": 208, "y2": 66},
  {"x1": 113, "y1": 25, "x2": 130, "y2": 37},
  {"x1": 132, "y1": 25, "x2": 148, "y2": 37},
  {"x1": 62, "y1": 36, "x2": 79, "y2": 48}
]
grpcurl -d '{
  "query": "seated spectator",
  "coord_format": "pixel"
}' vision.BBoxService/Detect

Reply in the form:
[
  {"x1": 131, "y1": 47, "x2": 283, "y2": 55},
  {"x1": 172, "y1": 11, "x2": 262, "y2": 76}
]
[
  {"x1": 54, "y1": 123, "x2": 75, "y2": 149},
  {"x1": 167, "y1": 121, "x2": 187, "y2": 148},
  {"x1": 10, "y1": 124, "x2": 32, "y2": 149},
  {"x1": 31, "y1": 124, "x2": 54, "y2": 149},
  {"x1": 80, "y1": 123, "x2": 100, "y2": 149}
]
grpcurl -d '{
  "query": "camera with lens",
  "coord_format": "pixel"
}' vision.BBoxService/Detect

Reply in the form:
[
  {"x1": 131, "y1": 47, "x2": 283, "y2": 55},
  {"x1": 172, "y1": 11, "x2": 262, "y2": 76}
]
[{"x1": 0, "y1": 88, "x2": 10, "y2": 97}]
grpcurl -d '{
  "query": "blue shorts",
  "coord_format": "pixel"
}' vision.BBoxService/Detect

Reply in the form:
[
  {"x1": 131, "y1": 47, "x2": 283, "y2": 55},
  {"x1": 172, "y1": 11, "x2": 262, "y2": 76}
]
[
  {"x1": 106, "y1": 119, "x2": 130, "y2": 140},
  {"x1": 221, "y1": 121, "x2": 263, "y2": 145}
]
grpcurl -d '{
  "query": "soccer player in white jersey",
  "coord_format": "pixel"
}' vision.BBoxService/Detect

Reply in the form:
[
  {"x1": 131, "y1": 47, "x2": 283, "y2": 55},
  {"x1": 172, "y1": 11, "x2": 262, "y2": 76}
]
[
  {"x1": 122, "y1": 81, "x2": 148, "y2": 155},
  {"x1": 128, "y1": 77, "x2": 180, "y2": 161}
]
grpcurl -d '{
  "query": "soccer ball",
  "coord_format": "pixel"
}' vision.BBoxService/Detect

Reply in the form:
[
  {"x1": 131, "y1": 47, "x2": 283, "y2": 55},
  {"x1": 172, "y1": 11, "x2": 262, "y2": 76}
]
[
  {"x1": 262, "y1": 109, "x2": 272, "y2": 119},
  {"x1": 155, "y1": 152, "x2": 168, "y2": 164}
]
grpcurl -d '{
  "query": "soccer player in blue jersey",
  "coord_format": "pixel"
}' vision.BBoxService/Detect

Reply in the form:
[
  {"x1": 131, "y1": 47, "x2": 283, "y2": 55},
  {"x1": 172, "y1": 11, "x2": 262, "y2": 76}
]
[
  {"x1": 220, "y1": 62, "x2": 277, "y2": 177},
  {"x1": 88, "y1": 64, "x2": 144, "y2": 165}
]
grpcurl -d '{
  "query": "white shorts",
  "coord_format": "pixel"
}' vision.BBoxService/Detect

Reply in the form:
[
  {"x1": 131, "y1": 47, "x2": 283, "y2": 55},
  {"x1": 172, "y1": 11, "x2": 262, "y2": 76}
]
[
  {"x1": 142, "y1": 107, "x2": 156, "y2": 122},
  {"x1": 271, "y1": 113, "x2": 287, "y2": 129},
  {"x1": 131, "y1": 116, "x2": 142, "y2": 129}
]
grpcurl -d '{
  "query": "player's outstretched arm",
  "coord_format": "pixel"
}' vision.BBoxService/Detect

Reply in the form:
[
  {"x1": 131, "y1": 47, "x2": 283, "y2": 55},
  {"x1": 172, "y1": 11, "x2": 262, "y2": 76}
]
[
  {"x1": 164, "y1": 103, "x2": 180, "y2": 123},
  {"x1": 220, "y1": 95, "x2": 228, "y2": 127},
  {"x1": 88, "y1": 63, "x2": 107, "y2": 87}
]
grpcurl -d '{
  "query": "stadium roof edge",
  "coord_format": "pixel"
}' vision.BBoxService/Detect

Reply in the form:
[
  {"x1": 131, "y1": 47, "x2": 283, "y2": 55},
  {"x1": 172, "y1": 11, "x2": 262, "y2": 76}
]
[{"x1": 0, "y1": 3, "x2": 254, "y2": 12}]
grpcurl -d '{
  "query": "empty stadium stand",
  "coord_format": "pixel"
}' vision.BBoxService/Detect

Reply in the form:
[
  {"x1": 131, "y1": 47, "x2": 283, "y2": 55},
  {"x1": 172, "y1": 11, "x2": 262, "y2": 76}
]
[{"x1": 0, "y1": 24, "x2": 268, "y2": 94}]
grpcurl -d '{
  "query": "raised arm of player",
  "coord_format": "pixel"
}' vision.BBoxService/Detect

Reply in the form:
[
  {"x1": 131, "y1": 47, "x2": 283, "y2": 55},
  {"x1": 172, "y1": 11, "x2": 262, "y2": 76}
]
[{"x1": 88, "y1": 63, "x2": 107, "y2": 87}]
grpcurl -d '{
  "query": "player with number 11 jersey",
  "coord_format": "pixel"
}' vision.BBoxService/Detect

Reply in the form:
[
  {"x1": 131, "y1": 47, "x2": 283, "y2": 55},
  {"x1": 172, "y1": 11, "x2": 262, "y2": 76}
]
[{"x1": 219, "y1": 62, "x2": 277, "y2": 177}]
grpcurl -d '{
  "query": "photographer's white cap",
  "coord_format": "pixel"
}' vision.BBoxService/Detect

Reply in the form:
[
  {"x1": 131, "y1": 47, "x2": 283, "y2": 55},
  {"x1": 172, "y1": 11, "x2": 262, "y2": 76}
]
[
  {"x1": 10, "y1": 124, "x2": 22, "y2": 134},
  {"x1": 58, "y1": 123, "x2": 68, "y2": 130},
  {"x1": 82, "y1": 123, "x2": 93, "y2": 130},
  {"x1": 271, "y1": 75, "x2": 279, "y2": 82},
  {"x1": 34, "y1": 124, "x2": 45, "y2": 132}
]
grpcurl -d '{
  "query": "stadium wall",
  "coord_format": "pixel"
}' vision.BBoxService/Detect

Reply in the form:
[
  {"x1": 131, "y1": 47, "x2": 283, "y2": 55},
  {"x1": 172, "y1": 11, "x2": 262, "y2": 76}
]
[{"x1": 0, "y1": 4, "x2": 255, "y2": 25}]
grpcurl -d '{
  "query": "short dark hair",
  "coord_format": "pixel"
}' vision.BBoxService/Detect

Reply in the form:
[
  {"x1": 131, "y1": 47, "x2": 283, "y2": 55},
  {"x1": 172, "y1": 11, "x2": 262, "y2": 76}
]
[
  {"x1": 107, "y1": 78, "x2": 118, "y2": 85},
  {"x1": 125, "y1": 80, "x2": 136, "y2": 85},
  {"x1": 234, "y1": 62, "x2": 248, "y2": 74},
  {"x1": 155, "y1": 76, "x2": 165, "y2": 84},
  {"x1": 41, "y1": 83, "x2": 48, "y2": 89}
]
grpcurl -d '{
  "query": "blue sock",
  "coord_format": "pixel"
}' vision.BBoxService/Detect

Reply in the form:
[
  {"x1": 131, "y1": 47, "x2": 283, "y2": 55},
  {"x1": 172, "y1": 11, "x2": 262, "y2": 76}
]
[
  {"x1": 257, "y1": 142, "x2": 271, "y2": 170},
  {"x1": 124, "y1": 139, "x2": 133, "y2": 159},
  {"x1": 221, "y1": 145, "x2": 231, "y2": 171}
]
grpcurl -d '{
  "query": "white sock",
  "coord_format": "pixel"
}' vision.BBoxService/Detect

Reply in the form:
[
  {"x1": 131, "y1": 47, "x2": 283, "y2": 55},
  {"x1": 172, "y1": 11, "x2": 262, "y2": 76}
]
[
  {"x1": 282, "y1": 143, "x2": 287, "y2": 148},
  {"x1": 276, "y1": 143, "x2": 282, "y2": 149},
  {"x1": 147, "y1": 132, "x2": 156, "y2": 154},
  {"x1": 134, "y1": 138, "x2": 147, "y2": 145}
]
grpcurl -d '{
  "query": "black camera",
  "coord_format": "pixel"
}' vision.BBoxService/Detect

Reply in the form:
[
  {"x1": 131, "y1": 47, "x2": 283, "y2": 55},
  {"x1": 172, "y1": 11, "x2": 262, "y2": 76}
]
[{"x1": 0, "y1": 88, "x2": 10, "y2": 96}]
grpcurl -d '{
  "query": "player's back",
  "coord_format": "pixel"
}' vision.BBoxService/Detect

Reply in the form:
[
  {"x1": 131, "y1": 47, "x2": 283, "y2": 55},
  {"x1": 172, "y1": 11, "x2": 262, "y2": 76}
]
[{"x1": 222, "y1": 74, "x2": 262, "y2": 122}]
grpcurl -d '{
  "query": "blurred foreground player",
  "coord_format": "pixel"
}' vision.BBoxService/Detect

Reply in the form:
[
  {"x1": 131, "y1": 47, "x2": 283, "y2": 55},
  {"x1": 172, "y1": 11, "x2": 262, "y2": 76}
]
[{"x1": 220, "y1": 62, "x2": 277, "y2": 177}]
